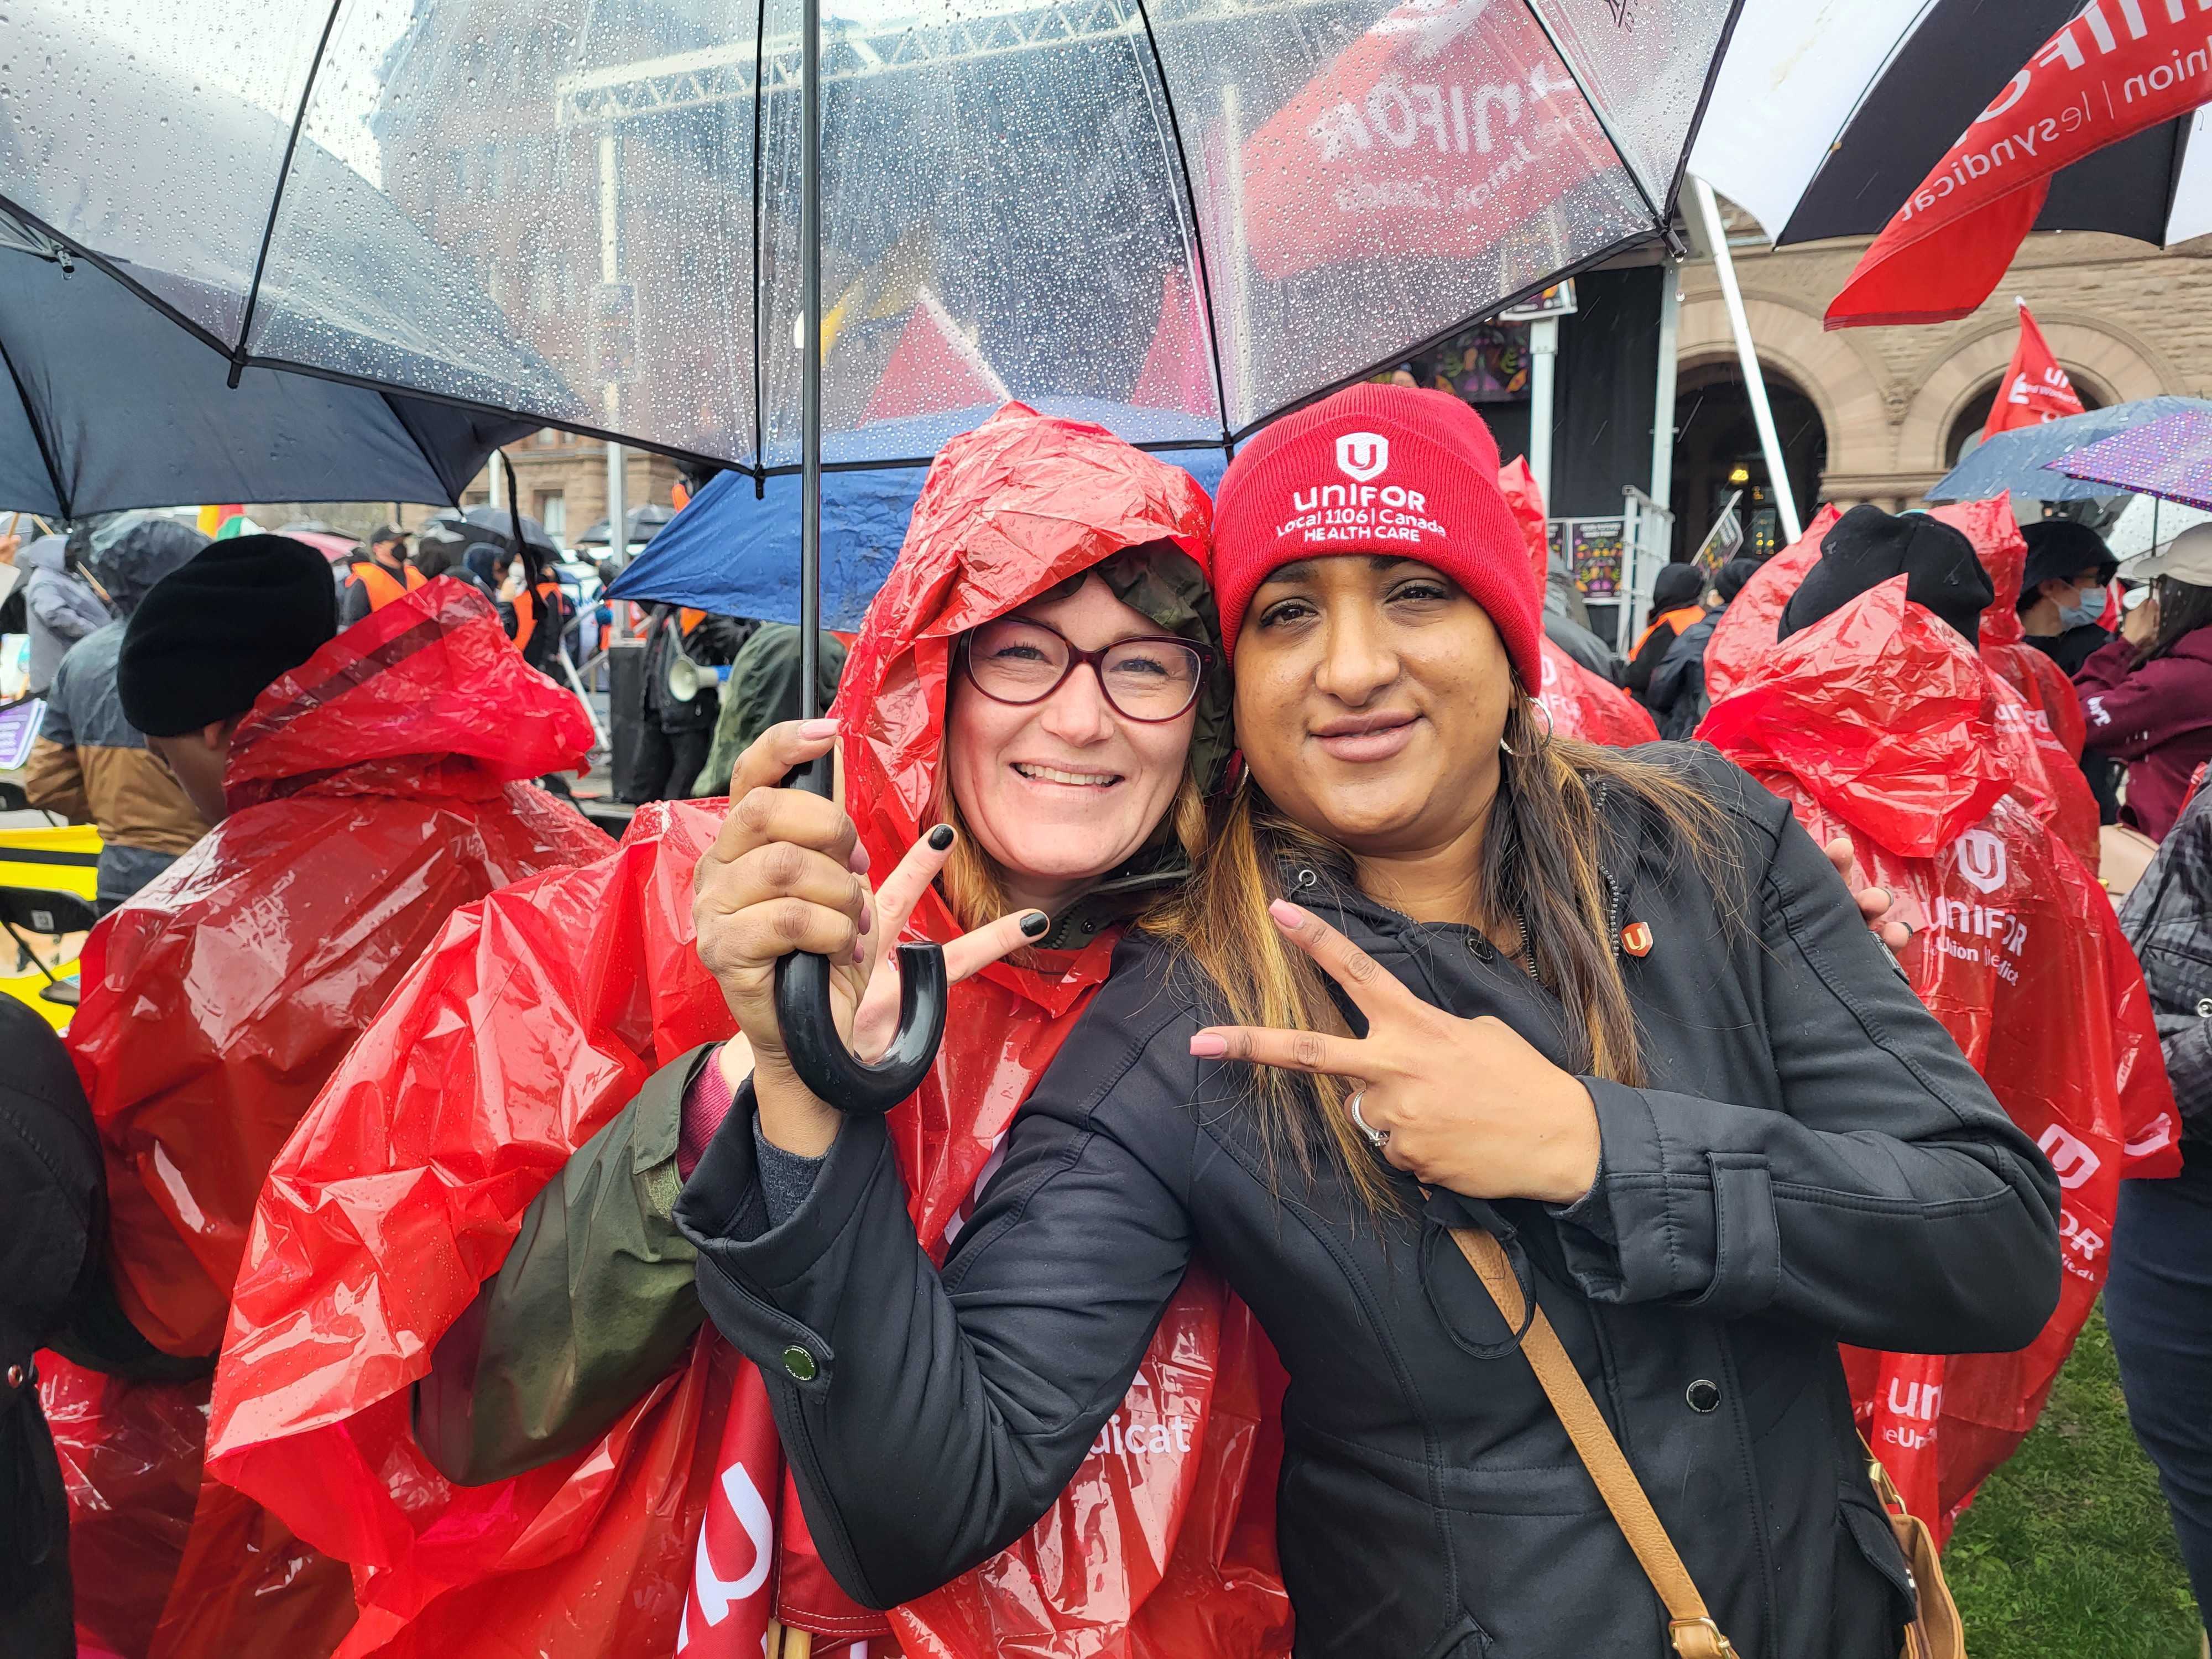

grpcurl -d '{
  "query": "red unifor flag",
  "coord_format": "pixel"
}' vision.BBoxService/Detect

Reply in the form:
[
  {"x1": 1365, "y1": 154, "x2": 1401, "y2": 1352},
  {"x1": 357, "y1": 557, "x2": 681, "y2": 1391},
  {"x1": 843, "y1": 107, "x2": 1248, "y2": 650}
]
[
  {"x1": 1239, "y1": 0, "x2": 1623, "y2": 281},
  {"x1": 1828, "y1": 2, "x2": 2212, "y2": 329},
  {"x1": 678, "y1": 1349, "x2": 784, "y2": 1659},
  {"x1": 1983, "y1": 299, "x2": 2086, "y2": 440}
]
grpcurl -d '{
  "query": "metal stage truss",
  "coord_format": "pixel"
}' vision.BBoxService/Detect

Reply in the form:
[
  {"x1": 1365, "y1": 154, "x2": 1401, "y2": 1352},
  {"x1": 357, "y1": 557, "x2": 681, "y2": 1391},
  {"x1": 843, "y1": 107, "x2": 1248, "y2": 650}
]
[{"x1": 556, "y1": 0, "x2": 1334, "y2": 124}]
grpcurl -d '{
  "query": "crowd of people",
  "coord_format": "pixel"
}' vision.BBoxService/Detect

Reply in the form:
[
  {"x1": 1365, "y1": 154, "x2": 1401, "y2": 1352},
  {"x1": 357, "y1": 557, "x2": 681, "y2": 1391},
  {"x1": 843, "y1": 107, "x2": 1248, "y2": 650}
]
[{"x1": 1, "y1": 386, "x2": 2208, "y2": 1659}]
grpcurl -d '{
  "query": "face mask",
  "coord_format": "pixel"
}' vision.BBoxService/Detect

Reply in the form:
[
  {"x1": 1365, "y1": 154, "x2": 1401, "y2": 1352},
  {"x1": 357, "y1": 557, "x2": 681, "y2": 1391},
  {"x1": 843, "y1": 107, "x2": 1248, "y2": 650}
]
[{"x1": 2060, "y1": 587, "x2": 2107, "y2": 629}]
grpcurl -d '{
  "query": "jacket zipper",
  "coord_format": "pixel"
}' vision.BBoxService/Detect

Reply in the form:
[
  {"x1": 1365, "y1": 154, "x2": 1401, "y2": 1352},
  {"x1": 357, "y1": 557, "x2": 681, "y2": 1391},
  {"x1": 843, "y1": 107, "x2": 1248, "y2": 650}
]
[{"x1": 1593, "y1": 780, "x2": 1626, "y2": 958}]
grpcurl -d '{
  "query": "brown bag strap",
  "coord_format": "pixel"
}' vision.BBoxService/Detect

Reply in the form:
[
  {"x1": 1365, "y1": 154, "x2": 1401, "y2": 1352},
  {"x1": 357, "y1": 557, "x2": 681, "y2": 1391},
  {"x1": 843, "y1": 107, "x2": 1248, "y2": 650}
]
[{"x1": 1449, "y1": 1227, "x2": 1736, "y2": 1659}]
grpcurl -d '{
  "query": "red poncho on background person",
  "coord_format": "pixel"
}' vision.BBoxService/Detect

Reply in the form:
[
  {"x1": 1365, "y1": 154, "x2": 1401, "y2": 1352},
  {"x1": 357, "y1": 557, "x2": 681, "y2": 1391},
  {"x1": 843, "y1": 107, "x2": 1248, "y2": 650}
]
[
  {"x1": 203, "y1": 408, "x2": 1292, "y2": 1659},
  {"x1": 44, "y1": 545, "x2": 611, "y2": 1659},
  {"x1": 1499, "y1": 455, "x2": 1660, "y2": 746},
  {"x1": 1698, "y1": 508, "x2": 2178, "y2": 1541},
  {"x1": 1960, "y1": 499, "x2": 2089, "y2": 761},
  {"x1": 1704, "y1": 503, "x2": 2099, "y2": 869}
]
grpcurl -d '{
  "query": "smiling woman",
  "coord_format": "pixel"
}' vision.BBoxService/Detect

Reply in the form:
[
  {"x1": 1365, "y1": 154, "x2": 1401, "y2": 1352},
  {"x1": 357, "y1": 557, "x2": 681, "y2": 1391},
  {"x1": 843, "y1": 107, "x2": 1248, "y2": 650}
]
[
  {"x1": 942, "y1": 575, "x2": 1213, "y2": 922},
  {"x1": 676, "y1": 384, "x2": 2062, "y2": 1659}
]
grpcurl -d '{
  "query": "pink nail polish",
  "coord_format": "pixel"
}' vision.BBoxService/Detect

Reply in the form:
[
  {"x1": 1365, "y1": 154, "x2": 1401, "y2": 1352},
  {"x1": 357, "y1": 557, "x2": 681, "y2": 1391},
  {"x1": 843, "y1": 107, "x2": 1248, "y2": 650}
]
[
  {"x1": 800, "y1": 718, "x2": 838, "y2": 739},
  {"x1": 1189, "y1": 1032, "x2": 1228, "y2": 1058},
  {"x1": 1269, "y1": 899, "x2": 1306, "y2": 927}
]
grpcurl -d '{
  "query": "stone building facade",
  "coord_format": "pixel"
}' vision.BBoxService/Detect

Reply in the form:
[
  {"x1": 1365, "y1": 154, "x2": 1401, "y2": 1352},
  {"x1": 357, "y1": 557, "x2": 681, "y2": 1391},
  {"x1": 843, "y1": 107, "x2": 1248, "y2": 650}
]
[
  {"x1": 451, "y1": 433, "x2": 681, "y2": 549},
  {"x1": 1679, "y1": 210, "x2": 2209, "y2": 523}
]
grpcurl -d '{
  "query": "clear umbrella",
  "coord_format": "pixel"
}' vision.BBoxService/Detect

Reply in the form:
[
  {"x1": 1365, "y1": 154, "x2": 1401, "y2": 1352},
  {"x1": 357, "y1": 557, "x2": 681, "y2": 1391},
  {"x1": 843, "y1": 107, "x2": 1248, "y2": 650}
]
[
  {"x1": 8, "y1": 0, "x2": 1741, "y2": 1102},
  {"x1": 7, "y1": 0, "x2": 1739, "y2": 468}
]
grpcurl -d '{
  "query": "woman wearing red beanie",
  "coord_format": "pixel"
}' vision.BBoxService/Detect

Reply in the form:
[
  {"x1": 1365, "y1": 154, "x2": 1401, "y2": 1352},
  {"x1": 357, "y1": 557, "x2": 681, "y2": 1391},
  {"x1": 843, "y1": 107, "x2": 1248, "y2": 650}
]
[{"x1": 675, "y1": 385, "x2": 2059, "y2": 1657}]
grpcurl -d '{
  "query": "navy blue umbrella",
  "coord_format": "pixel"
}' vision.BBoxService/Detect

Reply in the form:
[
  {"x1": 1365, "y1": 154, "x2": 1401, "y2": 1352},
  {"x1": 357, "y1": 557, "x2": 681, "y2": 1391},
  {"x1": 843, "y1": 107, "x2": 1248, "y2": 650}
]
[
  {"x1": 608, "y1": 401, "x2": 1228, "y2": 627},
  {"x1": 1926, "y1": 397, "x2": 2212, "y2": 506},
  {"x1": 0, "y1": 209, "x2": 534, "y2": 519}
]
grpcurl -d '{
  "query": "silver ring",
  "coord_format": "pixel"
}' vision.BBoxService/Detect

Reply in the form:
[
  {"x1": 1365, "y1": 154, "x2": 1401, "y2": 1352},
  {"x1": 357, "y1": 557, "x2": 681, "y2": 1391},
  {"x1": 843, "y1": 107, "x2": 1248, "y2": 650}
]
[{"x1": 1348, "y1": 1088, "x2": 1388, "y2": 1149}]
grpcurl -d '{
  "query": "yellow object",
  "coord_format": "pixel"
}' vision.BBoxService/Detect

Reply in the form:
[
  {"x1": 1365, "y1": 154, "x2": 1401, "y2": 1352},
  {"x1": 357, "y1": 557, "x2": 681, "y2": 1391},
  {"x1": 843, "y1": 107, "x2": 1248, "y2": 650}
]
[
  {"x1": 0, "y1": 823, "x2": 100, "y2": 1030},
  {"x1": 0, "y1": 822, "x2": 101, "y2": 903},
  {"x1": 0, "y1": 963, "x2": 76, "y2": 1030}
]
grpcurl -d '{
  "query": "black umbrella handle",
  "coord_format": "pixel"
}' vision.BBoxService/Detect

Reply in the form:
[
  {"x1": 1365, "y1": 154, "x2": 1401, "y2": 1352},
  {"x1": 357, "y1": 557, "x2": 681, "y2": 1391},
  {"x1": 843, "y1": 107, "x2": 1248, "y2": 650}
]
[{"x1": 770, "y1": 754, "x2": 948, "y2": 1116}]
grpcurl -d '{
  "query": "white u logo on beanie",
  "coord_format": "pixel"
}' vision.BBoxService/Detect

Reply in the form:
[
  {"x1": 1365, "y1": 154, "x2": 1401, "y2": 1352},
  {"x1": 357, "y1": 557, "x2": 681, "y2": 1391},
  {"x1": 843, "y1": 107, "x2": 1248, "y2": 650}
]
[{"x1": 1335, "y1": 432, "x2": 1389, "y2": 483}]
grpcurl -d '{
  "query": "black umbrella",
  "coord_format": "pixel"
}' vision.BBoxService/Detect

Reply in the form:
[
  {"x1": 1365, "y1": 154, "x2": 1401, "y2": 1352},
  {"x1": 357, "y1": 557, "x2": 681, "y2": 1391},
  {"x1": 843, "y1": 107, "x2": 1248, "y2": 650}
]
[
  {"x1": 0, "y1": 208, "x2": 531, "y2": 517},
  {"x1": 1695, "y1": 0, "x2": 2212, "y2": 248}
]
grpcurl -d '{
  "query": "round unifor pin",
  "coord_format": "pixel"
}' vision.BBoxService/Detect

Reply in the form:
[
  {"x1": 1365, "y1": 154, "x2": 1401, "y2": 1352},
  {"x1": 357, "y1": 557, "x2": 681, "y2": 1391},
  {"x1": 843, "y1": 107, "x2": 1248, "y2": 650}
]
[{"x1": 1620, "y1": 921, "x2": 1653, "y2": 958}]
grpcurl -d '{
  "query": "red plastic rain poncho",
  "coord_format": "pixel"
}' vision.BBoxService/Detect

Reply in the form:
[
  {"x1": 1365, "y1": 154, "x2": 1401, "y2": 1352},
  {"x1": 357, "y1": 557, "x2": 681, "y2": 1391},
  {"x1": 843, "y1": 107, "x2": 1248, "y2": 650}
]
[
  {"x1": 1702, "y1": 503, "x2": 2098, "y2": 868},
  {"x1": 204, "y1": 405, "x2": 1292, "y2": 1659},
  {"x1": 45, "y1": 578, "x2": 611, "y2": 1659},
  {"x1": 1500, "y1": 456, "x2": 1660, "y2": 747},
  {"x1": 1699, "y1": 504, "x2": 1840, "y2": 708},
  {"x1": 1698, "y1": 576, "x2": 2179, "y2": 1541},
  {"x1": 1955, "y1": 499, "x2": 2089, "y2": 760}
]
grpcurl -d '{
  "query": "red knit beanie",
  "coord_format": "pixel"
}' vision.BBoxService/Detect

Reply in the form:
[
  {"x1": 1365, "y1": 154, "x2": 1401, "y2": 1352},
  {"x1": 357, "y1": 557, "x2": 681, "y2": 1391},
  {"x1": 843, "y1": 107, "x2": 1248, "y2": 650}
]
[{"x1": 1211, "y1": 383, "x2": 1543, "y2": 689}]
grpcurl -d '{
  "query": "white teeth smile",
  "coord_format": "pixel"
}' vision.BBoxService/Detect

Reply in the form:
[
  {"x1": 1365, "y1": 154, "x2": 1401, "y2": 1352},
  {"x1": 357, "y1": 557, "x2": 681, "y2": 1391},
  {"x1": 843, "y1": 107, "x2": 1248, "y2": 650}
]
[{"x1": 1014, "y1": 764, "x2": 1120, "y2": 786}]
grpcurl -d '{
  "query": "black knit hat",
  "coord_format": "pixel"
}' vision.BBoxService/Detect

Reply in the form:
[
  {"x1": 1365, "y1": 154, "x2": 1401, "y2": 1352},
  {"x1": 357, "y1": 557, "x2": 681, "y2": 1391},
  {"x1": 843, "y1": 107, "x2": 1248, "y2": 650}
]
[
  {"x1": 118, "y1": 535, "x2": 340, "y2": 737},
  {"x1": 2020, "y1": 517, "x2": 2117, "y2": 599},
  {"x1": 1650, "y1": 563, "x2": 1705, "y2": 614},
  {"x1": 1780, "y1": 505, "x2": 1993, "y2": 649}
]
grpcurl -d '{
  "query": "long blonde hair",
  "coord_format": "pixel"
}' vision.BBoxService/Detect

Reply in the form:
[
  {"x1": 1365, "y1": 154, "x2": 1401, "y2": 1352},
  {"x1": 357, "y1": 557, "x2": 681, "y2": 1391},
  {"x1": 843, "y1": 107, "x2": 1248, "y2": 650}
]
[{"x1": 1144, "y1": 695, "x2": 1739, "y2": 1212}]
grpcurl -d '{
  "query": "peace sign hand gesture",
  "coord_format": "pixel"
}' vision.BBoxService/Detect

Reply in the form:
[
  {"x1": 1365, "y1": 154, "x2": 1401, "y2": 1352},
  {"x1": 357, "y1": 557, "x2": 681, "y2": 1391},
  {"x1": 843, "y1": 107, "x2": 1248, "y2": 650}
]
[
  {"x1": 1188, "y1": 900, "x2": 1603, "y2": 1207},
  {"x1": 692, "y1": 719, "x2": 1047, "y2": 1152}
]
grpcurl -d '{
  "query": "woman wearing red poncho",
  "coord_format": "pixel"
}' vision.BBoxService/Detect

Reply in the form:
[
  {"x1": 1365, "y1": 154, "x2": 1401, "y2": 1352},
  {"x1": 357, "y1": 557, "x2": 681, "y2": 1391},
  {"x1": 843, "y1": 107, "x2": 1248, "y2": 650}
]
[
  {"x1": 205, "y1": 405, "x2": 1291, "y2": 1659},
  {"x1": 1697, "y1": 505, "x2": 2179, "y2": 1540}
]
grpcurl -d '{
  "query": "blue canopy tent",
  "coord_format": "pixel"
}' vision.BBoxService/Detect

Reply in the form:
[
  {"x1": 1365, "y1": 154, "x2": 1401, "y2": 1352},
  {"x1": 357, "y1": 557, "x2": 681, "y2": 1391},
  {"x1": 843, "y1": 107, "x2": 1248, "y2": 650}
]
[{"x1": 607, "y1": 401, "x2": 1228, "y2": 627}]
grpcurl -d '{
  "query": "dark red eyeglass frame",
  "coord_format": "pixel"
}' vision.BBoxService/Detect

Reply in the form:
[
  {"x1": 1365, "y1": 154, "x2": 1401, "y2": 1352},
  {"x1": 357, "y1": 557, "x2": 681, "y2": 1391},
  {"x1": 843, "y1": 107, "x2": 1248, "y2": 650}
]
[{"x1": 957, "y1": 616, "x2": 1217, "y2": 723}]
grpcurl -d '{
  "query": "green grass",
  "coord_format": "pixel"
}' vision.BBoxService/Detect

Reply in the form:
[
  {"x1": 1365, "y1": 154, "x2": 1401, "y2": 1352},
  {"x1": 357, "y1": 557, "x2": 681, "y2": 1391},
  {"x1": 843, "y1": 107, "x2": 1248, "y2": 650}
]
[{"x1": 1944, "y1": 1306, "x2": 2202, "y2": 1657}]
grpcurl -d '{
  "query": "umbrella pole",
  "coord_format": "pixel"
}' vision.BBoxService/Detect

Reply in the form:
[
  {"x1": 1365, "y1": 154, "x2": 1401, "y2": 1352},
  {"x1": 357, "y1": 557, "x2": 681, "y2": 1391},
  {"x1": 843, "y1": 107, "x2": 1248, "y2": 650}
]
[
  {"x1": 1689, "y1": 177, "x2": 1802, "y2": 546},
  {"x1": 798, "y1": 0, "x2": 823, "y2": 744}
]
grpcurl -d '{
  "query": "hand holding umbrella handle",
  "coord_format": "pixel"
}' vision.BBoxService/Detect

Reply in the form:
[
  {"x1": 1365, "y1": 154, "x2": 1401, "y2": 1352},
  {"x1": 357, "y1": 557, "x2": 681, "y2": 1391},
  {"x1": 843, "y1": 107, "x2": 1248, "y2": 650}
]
[{"x1": 770, "y1": 750, "x2": 950, "y2": 1114}]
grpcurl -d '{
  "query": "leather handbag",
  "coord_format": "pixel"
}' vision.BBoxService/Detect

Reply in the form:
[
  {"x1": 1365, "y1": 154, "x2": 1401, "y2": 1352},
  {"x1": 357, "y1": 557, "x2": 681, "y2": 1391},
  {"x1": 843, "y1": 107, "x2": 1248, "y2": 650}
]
[
  {"x1": 1448, "y1": 1227, "x2": 1964, "y2": 1659},
  {"x1": 1861, "y1": 1436, "x2": 1965, "y2": 1658}
]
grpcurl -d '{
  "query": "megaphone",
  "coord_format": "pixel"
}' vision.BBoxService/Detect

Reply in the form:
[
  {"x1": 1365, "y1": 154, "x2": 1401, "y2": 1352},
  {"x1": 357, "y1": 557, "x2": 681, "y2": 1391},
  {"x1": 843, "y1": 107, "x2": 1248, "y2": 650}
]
[{"x1": 666, "y1": 646, "x2": 731, "y2": 703}]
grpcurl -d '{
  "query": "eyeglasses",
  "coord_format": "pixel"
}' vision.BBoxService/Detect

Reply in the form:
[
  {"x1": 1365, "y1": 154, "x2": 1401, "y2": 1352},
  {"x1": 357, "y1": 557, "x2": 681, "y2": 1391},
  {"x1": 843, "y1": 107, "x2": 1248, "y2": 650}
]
[{"x1": 958, "y1": 615, "x2": 1213, "y2": 723}]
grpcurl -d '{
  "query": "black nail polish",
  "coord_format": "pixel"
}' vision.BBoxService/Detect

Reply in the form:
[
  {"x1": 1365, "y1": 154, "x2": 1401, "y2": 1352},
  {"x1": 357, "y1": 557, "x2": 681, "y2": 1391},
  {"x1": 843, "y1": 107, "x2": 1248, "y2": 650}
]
[
  {"x1": 928, "y1": 825, "x2": 955, "y2": 852},
  {"x1": 1020, "y1": 911, "x2": 1050, "y2": 937}
]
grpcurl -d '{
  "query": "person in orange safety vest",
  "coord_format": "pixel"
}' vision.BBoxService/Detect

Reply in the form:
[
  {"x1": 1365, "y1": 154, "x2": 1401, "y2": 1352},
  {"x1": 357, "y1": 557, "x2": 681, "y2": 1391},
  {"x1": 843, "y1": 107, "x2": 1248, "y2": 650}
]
[{"x1": 339, "y1": 524, "x2": 425, "y2": 625}]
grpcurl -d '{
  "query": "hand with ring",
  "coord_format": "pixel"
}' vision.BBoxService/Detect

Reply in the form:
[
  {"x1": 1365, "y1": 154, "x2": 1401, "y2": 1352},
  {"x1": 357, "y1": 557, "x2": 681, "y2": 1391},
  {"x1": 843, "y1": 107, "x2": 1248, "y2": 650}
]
[{"x1": 1187, "y1": 899, "x2": 1601, "y2": 1206}]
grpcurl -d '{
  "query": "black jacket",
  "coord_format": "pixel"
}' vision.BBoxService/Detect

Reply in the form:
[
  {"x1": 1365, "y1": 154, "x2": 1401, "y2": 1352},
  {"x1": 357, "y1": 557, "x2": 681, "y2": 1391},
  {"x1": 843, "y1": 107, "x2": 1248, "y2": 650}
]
[
  {"x1": 2025, "y1": 622, "x2": 2107, "y2": 677},
  {"x1": 2120, "y1": 783, "x2": 2212, "y2": 1143},
  {"x1": 0, "y1": 1000, "x2": 97, "y2": 1656},
  {"x1": 677, "y1": 747, "x2": 2059, "y2": 1659},
  {"x1": 1544, "y1": 611, "x2": 1625, "y2": 685},
  {"x1": 1647, "y1": 613, "x2": 1724, "y2": 740},
  {"x1": 0, "y1": 1001, "x2": 204, "y2": 1656}
]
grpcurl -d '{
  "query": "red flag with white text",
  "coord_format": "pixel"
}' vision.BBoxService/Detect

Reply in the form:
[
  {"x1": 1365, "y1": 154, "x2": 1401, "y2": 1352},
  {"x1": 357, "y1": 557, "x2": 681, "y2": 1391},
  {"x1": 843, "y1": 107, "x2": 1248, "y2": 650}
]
[
  {"x1": 1983, "y1": 301, "x2": 2084, "y2": 439},
  {"x1": 1828, "y1": 7, "x2": 2212, "y2": 327}
]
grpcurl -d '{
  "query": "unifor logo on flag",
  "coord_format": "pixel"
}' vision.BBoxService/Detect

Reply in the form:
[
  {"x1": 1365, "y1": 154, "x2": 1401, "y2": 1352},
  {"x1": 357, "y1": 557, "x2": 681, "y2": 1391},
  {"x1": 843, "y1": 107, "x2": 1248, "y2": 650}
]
[
  {"x1": 1828, "y1": 3, "x2": 2212, "y2": 327},
  {"x1": 1983, "y1": 299, "x2": 2085, "y2": 440},
  {"x1": 679, "y1": 1358, "x2": 783, "y2": 1658}
]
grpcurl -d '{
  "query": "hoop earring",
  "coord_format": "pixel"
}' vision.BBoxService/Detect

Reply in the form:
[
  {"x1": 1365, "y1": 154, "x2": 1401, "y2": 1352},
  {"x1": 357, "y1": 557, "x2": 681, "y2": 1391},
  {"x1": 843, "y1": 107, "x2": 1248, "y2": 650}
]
[{"x1": 1499, "y1": 697, "x2": 1554, "y2": 758}]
